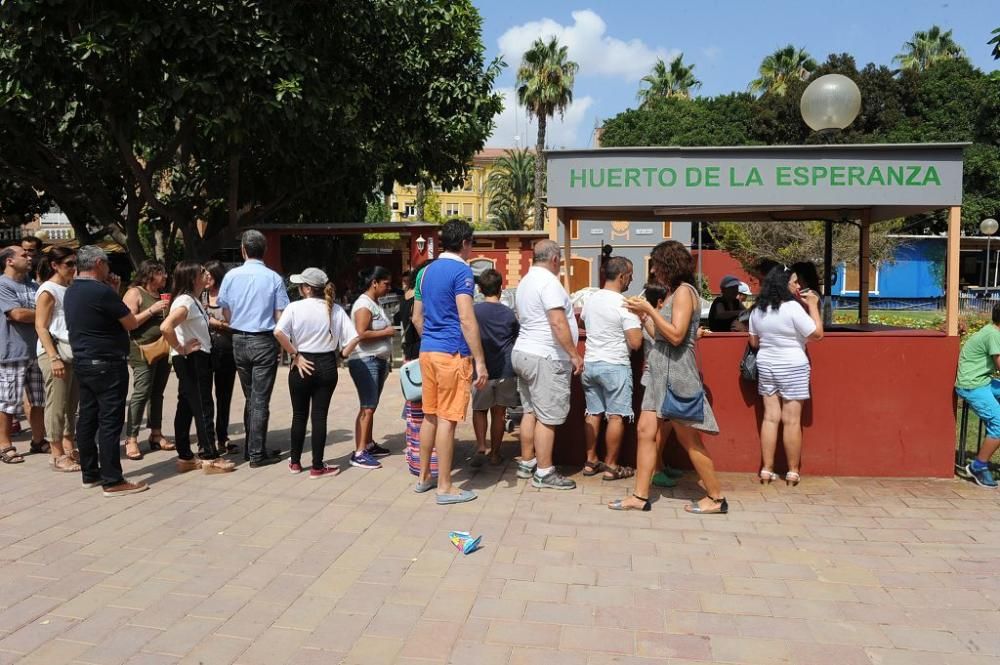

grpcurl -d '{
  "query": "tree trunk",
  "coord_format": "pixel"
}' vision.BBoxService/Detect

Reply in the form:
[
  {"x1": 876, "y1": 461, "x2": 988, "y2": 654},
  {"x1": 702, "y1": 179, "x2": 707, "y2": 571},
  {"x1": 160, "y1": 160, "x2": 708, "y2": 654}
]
[
  {"x1": 415, "y1": 181, "x2": 426, "y2": 221},
  {"x1": 533, "y1": 114, "x2": 546, "y2": 231}
]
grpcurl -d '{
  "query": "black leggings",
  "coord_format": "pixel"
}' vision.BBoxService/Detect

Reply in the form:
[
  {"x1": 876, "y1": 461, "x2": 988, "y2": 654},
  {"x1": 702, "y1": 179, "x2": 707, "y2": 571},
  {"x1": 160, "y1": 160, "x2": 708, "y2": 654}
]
[
  {"x1": 288, "y1": 352, "x2": 339, "y2": 469},
  {"x1": 172, "y1": 351, "x2": 218, "y2": 461}
]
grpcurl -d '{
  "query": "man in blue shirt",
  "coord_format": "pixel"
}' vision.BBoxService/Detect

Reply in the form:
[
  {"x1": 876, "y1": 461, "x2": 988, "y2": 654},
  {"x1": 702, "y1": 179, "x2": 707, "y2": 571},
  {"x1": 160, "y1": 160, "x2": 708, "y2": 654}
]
[
  {"x1": 412, "y1": 219, "x2": 487, "y2": 504},
  {"x1": 217, "y1": 230, "x2": 289, "y2": 467}
]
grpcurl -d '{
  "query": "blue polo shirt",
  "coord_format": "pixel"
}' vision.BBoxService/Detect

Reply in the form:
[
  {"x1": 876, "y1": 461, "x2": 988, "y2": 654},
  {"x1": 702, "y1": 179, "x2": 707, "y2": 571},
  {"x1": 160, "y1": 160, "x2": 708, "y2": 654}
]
[
  {"x1": 419, "y1": 253, "x2": 474, "y2": 356},
  {"x1": 217, "y1": 259, "x2": 290, "y2": 333}
]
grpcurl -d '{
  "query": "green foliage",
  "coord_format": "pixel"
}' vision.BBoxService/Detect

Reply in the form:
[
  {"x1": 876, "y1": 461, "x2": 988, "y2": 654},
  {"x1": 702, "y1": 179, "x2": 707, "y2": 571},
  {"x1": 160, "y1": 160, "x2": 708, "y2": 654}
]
[
  {"x1": 485, "y1": 148, "x2": 535, "y2": 230},
  {"x1": 894, "y1": 25, "x2": 967, "y2": 71},
  {"x1": 601, "y1": 93, "x2": 756, "y2": 147},
  {"x1": 0, "y1": 1, "x2": 503, "y2": 264},
  {"x1": 420, "y1": 191, "x2": 445, "y2": 224},
  {"x1": 637, "y1": 54, "x2": 701, "y2": 106},
  {"x1": 365, "y1": 200, "x2": 391, "y2": 225},
  {"x1": 516, "y1": 36, "x2": 577, "y2": 230},
  {"x1": 749, "y1": 45, "x2": 817, "y2": 97},
  {"x1": 990, "y1": 27, "x2": 1000, "y2": 60}
]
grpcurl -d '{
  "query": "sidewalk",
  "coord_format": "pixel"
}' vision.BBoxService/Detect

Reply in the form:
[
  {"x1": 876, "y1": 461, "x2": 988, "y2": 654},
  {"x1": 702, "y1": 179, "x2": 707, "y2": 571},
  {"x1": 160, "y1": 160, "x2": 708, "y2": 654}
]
[{"x1": 1, "y1": 367, "x2": 999, "y2": 664}]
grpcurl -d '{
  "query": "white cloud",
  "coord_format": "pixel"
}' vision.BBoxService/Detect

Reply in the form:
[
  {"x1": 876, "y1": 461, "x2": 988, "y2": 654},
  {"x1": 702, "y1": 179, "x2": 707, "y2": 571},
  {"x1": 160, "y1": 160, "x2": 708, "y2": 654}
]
[
  {"x1": 486, "y1": 87, "x2": 594, "y2": 149},
  {"x1": 497, "y1": 9, "x2": 676, "y2": 81}
]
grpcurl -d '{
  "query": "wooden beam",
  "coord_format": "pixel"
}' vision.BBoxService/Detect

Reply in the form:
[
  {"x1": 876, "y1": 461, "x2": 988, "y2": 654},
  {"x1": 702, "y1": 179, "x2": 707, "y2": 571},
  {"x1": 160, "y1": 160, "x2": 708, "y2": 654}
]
[
  {"x1": 858, "y1": 210, "x2": 871, "y2": 324},
  {"x1": 823, "y1": 220, "x2": 833, "y2": 326},
  {"x1": 946, "y1": 206, "x2": 961, "y2": 336},
  {"x1": 562, "y1": 209, "x2": 572, "y2": 291},
  {"x1": 547, "y1": 207, "x2": 559, "y2": 241}
]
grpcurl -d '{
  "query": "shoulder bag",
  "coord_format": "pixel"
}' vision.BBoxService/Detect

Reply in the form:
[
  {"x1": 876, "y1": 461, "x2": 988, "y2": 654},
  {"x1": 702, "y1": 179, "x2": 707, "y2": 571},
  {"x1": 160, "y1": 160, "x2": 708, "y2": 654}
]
[
  {"x1": 659, "y1": 284, "x2": 705, "y2": 422},
  {"x1": 739, "y1": 344, "x2": 758, "y2": 381},
  {"x1": 399, "y1": 358, "x2": 423, "y2": 402}
]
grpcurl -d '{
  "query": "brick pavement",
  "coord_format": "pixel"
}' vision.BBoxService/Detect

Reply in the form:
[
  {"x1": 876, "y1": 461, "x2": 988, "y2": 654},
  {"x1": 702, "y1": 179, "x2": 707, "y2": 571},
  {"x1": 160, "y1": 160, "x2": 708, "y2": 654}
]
[{"x1": 1, "y1": 367, "x2": 999, "y2": 664}]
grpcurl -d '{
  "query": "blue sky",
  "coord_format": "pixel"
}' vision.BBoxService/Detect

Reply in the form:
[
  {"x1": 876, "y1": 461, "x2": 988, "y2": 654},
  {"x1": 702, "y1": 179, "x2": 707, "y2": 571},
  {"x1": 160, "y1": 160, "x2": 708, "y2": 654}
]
[{"x1": 476, "y1": 0, "x2": 999, "y2": 148}]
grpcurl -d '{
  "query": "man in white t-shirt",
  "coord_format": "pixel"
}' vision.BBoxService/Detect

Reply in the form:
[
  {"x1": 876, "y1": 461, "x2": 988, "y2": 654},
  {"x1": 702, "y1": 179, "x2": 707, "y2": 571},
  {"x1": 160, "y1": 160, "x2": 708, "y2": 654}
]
[
  {"x1": 511, "y1": 239, "x2": 580, "y2": 490},
  {"x1": 580, "y1": 256, "x2": 642, "y2": 481}
]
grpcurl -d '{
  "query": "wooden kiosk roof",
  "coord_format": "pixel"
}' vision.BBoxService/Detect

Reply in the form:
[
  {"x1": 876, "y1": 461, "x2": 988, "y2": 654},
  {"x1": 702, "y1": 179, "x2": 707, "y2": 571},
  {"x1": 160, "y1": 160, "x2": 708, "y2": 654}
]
[{"x1": 545, "y1": 142, "x2": 967, "y2": 334}]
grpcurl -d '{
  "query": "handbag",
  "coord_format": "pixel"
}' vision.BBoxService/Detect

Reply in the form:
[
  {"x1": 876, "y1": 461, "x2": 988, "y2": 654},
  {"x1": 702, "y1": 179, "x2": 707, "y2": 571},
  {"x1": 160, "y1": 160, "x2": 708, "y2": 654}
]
[
  {"x1": 399, "y1": 358, "x2": 423, "y2": 402},
  {"x1": 739, "y1": 344, "x2": 758, "y2": 381},
  {"x1": 55, "y1": 339, "x2": 74, "y2": 362},
  {"x1": 138, "y1": 336, "x2": 170, "y2": 365},
  {"x1": 659, "y1": 283, "x2": 705, "y2": 422}
]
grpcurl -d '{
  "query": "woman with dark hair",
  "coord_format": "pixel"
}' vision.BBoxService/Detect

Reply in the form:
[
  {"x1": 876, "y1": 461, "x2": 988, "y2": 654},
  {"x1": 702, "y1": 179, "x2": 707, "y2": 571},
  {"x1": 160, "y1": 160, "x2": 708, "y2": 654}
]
[
  {"x1": 347, "y1": 265, "x2": 394, "y2": 469},
  {"x1": 160, "y1": 262, "x2": 234, "y2": 474},
  {"x1": 123, "y1": 260, "x2": 172, "y2": 460},
  {"x1": 749, "y1": 266, "x2": 823, "y2": 486},
  {"x1": 274, "y1": 268, "x2": 358, "y2": 477},
  {"x1": 612, "y1": 240, "x2": 727, "y2": 514},
  {"x1": 34, "y1": 247, "x2": 79, "y2": 472},
  {"x1": 203, "y1": 260, "x2": 237, "y2": 454}
]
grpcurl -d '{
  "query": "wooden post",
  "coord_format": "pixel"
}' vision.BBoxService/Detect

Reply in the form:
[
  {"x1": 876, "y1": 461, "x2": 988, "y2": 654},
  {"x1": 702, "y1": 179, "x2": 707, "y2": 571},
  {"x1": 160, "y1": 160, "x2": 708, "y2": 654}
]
[
  {"x1": 823, "y1": 220, "x2": 834, "y2": 326},
  {"x1": 946, "y1": 205, "x2": 961, "y2": 336},
  {"x1": 562, "y1": 209, "x2": 572, "y2": 291},
  {"x1": 858, "y1": 211, "x2": 871, "y2": 324}
]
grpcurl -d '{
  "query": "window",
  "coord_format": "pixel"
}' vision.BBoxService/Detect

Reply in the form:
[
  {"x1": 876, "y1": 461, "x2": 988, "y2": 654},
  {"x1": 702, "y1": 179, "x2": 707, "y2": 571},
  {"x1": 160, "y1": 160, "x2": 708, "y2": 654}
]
[
  {"x1": 445, "y1": 203, "x2": 461, "y2": 217},
  {"x1": 463, "y1": 177, "x2": 474, "y2": 192},
  {"x1": 463, "y1": 203, "x2": 473, "y2": 219},
  {"x1": 570, "y1": 220, "x2": 579, "y2": 240},
  {"x1": 403, "y1": 203, "x2": 416, "y2": 218},
  {"x1": 844, "y1": 262, "x2": 879, "y2": 293},
  {"x1": 470, "y1": 258, "x2": 495, "y2": 277}
]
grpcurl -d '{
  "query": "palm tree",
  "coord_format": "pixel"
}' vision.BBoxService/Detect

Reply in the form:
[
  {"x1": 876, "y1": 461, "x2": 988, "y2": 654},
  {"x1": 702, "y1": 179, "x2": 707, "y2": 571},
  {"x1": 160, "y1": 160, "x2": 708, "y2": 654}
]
[
  {"x1": 637, "y1": 54, "x2": 701, "y2": 106},
  {"x1": 894, "y1": 25, "x2": 966, "y2": 71},
  {"x1": 485, "y1": 148, "x2": 535, "y2": 231},
  {"x1": 516, "y1": 36, "x2": 578, "y2": 230},
  {"x1": 749, "y1": 45, "x2": 817, "y2": 97}
]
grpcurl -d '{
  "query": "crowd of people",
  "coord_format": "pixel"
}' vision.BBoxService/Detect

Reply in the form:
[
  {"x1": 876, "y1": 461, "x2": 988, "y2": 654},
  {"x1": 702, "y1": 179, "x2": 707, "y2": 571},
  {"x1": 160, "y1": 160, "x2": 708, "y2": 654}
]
[{"x1": 1, "y1": 221, "x2": 832, "y2": 511}]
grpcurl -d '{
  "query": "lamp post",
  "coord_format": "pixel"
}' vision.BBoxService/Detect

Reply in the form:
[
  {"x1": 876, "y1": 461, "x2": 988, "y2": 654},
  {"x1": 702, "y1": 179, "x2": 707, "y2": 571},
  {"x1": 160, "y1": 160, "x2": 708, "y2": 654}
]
[
  {"x1": 981, "y1": 218, "x2": 998, "y2": 289},
  {"x1": 800, "y1": 74, "x2": 862, "y2": 324}
]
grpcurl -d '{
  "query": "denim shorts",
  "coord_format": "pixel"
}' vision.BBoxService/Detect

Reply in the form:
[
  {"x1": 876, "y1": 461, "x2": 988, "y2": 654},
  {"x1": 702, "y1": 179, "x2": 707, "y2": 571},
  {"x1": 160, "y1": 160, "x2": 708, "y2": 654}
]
[
  {"x1": 581, "y1": 360, "x2": 634, "y2": 419},
  {"x1": 956, "y1": 379, "x2": 1000, "y2": 439},
  {"x1": 348, "y1": 356, "x2": 390, "y2": 409}
]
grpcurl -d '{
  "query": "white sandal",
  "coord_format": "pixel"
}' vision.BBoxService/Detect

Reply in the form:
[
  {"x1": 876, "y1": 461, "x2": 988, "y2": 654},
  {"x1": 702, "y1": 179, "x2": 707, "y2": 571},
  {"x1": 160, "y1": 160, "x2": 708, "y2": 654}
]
[
  {"x1": 759, "y1": 469, "x2": 779, "y2": 484},
  {"x1": 785, "y1": 471, "x2": 801, "y2": 486}
]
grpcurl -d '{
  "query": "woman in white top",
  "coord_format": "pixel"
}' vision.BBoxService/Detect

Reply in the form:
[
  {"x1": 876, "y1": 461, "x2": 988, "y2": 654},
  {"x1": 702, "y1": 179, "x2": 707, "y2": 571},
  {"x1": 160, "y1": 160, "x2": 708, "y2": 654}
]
[
  {"x1": 34, "y1": 247, "x2": 79, "y2": 472},
  {"x1": 346, "y1": 266, "x2": 395, "y2": 469},
  {"x1": 748, "y1": 266, "x2": 824, "y2": 486},
  {"x1": 160, "y1": 262, "x2": 235, "y2": 475},
  {"x1": 274, "y1": 268, "x2": 358, "y2": 478}
]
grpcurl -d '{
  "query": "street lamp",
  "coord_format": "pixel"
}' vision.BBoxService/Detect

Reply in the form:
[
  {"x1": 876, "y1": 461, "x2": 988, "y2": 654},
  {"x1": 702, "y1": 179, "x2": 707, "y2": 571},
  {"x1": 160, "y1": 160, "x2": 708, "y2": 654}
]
[
  {"x1": 981, "y1": 218, "x2": 998, "y2": 288},
  {"x1": 800, "y1": 74, "x2": 862, "y2": 133},
  {"x1": 414, "y1": 234, "x2": 426, "y2": 254}
]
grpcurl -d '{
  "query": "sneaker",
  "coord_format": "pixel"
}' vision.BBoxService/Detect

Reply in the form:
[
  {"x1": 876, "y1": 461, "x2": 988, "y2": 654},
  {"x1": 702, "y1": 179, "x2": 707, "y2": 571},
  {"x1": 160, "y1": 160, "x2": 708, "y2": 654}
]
[
  {"x1": 249, "y1": 456, "x2": 281, "y2": 468},
  {"x1": 289, "y1": 461, "x2": 303, "y2": 474},
  {"x1": 350, "y1": 451, "x2": 382, "y2": 470},
  {"x1": 309, "y1": 465, "x2": 341, "y2": 479},
  {"x1": 516, "y1": 459, "x2": 537, "y2": 479},
  {"x1": 414, "y1": 478, "x2": 436, "y2": 493},
  {"x1": 103, "y1": 481, "x2": 149, "y2": 497},
  {"x1": 532, "y1": 471, "x2": 576, "y2": 490},
  {"x1": 365, "y1": 442, "x2": 391, "y2": 458},
  {"x1": 965, "y1": 462, "x2": 998, "y2": 488}
]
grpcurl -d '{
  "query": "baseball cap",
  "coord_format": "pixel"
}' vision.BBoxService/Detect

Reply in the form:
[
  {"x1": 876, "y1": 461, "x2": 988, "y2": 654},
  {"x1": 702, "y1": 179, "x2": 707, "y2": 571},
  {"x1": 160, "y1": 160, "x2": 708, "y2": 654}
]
[
  {"x1": 289, "y1": 267, "x2": 328, "y2": 288},
  {"x1": 720, "y1": 275, "x2": 740, "y2": 290},
  {"x1": 738, "y1": 281, "x2": 752, "y2": 296}
]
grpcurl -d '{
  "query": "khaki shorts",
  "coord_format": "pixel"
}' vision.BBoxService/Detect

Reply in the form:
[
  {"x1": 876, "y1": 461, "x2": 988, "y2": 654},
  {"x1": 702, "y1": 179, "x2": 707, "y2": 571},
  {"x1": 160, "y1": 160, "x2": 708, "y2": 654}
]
[
  {"x1": 472, "y1": 377, "x2": 519, "y2": 411},
  {"x1": 512, "y1": 349, "x2": 571, "y2": 426},
  {"x1": 419, "y1": 351, "x2": 472, "y2": 422}
]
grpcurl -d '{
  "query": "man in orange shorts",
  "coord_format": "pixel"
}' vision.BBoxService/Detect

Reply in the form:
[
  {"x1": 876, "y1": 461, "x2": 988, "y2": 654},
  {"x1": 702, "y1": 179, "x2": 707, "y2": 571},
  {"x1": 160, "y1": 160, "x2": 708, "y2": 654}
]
[{"x1": 412, "y1": 219, "x2": 487, "y2": 504}]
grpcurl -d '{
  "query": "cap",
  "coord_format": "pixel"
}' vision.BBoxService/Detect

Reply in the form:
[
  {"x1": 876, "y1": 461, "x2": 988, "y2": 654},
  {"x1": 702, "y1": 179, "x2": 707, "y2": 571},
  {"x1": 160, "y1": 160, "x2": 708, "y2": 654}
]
[
  {"x1": 720, "y1": 275, "x2": 740, "y2": 290},
  {"x1": 289, "y1": 267, "x2": 328, "y2": 288},
  {"x1": 738, "y1": 281, "x2": 752, "y2": 296}
]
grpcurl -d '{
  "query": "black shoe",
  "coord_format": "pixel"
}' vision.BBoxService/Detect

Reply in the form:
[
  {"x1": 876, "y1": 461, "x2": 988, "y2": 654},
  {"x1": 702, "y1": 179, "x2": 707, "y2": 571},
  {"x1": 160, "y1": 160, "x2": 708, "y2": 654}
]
[
  {"x1": 268, "y1": 448, "x2": 281, "y2": 459},
  {"x1": 365, "y1": 442, "x2": 391, "y2": 458},
  {"x1": 249, "y1": 456, "x2": 281, "y2": 468}
]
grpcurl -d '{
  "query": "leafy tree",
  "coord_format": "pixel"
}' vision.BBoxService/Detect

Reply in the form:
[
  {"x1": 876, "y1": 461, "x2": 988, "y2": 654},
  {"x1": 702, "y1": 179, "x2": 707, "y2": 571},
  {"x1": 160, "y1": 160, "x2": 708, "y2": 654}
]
[
  {"x1": 600, "y1": 94, "x2": 756, "y2": 147},
  {"x1": 420, "y1": 190, "x2": 445, "y2": 224},
  {"x1": 894, "y1": 25, "x2": 967, "y2": 71},
  {"x1": 637, "y1": 54, "x2": 702, "y2": 106},
  {"x1": 749, "y1": 45, "x2": 817, "y2": 97},
  {"x1": 990, "y1": 27, "x2": 1000, "y2": 59},
  {"x1": 485, "y1": 148, "x2": 535, "y2": 230},
  {"x1": 516, "y1": 36, "x2": 578, "y2": 230},
  {"x1": 0, "y1": 1, "x2": 503, "y2": 265}
]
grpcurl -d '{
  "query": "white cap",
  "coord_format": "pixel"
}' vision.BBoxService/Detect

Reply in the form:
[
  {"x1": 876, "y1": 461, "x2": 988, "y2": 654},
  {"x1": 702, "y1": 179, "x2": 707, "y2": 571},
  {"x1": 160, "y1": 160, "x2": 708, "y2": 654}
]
[
  {"x1": 289, "y1": 267, "x2": 328, "y2": 288},
  {"x1": 738, "y1": 281, "x2": 752, "y2": 296}
]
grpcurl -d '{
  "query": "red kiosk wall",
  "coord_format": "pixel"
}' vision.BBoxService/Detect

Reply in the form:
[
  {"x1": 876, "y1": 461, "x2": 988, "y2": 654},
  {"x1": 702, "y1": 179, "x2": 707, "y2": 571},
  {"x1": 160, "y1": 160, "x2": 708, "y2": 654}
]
[{"x1": 555, "y1": 332, "x2": 959, "y2": 477}]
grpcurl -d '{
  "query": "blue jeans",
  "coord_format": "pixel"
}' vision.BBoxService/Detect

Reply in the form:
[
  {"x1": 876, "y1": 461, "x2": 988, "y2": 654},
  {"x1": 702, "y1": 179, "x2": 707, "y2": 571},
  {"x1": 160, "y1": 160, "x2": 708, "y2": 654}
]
[
  {"x1": 581, "y1": 361, "x2": 634, "y2": 419},
  {"x1": 348, "y1": 356, "x2": 389, "y2": 409},
  {"x1": 956, "y1": 379, "x2": 1000, "y2": 439},
  {"x1": 233, "y1": 333, "x2": 279, "y2": 461}
]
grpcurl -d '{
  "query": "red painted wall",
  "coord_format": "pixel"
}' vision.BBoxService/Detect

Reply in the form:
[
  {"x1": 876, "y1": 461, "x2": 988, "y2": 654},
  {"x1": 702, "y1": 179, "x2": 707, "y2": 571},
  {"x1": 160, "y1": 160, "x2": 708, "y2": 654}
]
[
  {"x1": 555, "y1": 331, "x2": 959, "y2": 477},
  {"x1": 692, "y1": 249, "x2": 755, "y2": 292}
]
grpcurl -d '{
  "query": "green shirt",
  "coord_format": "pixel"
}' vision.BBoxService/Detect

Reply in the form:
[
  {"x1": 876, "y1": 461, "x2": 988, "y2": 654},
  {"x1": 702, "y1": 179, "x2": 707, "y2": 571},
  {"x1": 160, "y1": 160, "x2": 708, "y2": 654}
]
[{"x1": 956, "y1": 324, "x2": 1000, "y2": 389}]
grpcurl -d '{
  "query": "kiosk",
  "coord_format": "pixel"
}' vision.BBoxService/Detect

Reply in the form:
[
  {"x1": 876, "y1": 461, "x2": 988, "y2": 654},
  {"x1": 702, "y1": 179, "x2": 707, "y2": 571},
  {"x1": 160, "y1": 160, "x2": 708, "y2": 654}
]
[{"x1": 547, "y1": 143, "x2": 965, "y2": 477}]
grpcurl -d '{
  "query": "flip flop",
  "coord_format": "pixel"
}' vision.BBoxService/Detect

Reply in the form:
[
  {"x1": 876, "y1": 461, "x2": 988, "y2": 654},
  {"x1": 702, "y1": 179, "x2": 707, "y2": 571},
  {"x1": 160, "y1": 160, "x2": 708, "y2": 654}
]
[{"x1": 436, "y1": 489, "x2": 477, "y2": 505}]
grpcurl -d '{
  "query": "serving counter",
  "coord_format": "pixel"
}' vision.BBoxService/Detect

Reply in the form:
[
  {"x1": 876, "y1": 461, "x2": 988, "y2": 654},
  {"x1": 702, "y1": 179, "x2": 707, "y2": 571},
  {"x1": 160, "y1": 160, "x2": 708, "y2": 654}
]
[{"x1": 554, "y1": 329, "x2": 959, "y2": 477}]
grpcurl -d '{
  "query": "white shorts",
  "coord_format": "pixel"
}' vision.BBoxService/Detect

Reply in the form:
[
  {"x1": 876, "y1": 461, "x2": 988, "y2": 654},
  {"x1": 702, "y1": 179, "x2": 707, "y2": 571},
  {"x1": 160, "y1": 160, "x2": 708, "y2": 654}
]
[{"x1": 757, "y1": 361, "x2": 811, "y2": 401}]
